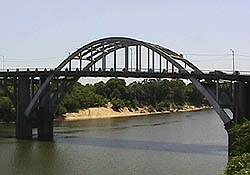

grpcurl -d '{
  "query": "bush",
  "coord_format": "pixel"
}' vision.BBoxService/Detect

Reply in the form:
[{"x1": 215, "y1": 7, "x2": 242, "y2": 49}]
[
  {"x1": 125, "y1": 99, "x2": 139, "y2": 111},
  {"x1": 57, "y1": 105, "x2": 68, "y2": 116},
  {"x1": 63, "y1": 97, "x2": 81, "y2": 112},
  {"x1": 111, "y1": 98, "x2": 125, "y2": 112},
  {"x1": 0, "y1": 97, "x2": 15, "y2": 122},
  {"x1": 94, "y1": 95, "x2": 108, "y2": 107},
  {"x1": 155, "y1": 102, "x2": 166, "y2": 112},
  {"x1": 147, "y1": 105, "x2": 155, "y2": 112},
  {"x1": 130, "y1": 99, "x2": 139, "y2": 109},
  {"x1": 223, "y1": 120, "x2": 250, "y2": 175},
  {"x1": 230, "y1": 120, "x2": 250, "y2": 156},
  {"x1": 223, "y1": 153, "x2": 250, "y2": 175}
]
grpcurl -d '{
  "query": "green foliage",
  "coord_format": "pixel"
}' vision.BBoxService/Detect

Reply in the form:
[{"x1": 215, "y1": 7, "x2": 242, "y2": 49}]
[
  {"x1": 104, "y1": 79, "x2": 128, "y2": 100},
  {"x1": 111, "y1": 88, "x2": 122, "y2": 99},
  {"x1": 185, "y1": 83, "x2": 204, "y2": 107},
  {"x1": 111, "y1": 98, "x2": 125, "y2": 112},
  {"x1": 0, "y1": 97, "x2": 15, "y2": 122},
  {"x1": 94, "y1": 81, "x2": 106, "y2": 97},
  {"x1": 61, "y1": 83, "x2": 108, "y2": 112},
  {"x1": 0, "y1": 89, "x2": 4, "y2": 96},
  {"x1": 130, "y1": 98, "x2": 139, "y2": 109},
  {"x1": 57, "y1": 105, "x2": 68, "y2": 116},
  {"x1": 231, "y1": 120, "x2": 250, "y2": 156},
  {"x1": 224, "y1": 153, "x2": 250, "y2": 175},
  {"x1": 0, "y1": 78, "x2": 208, "y2": 121},
  {"x1": 155, "y1": 101, "x2": 169, "y2": 112},
  {"x1": 62, "y1": 96, "x2": 81, "y2": 112},
  {"x1": 168, "y1": 79, "x2": 186, "y2": 106},
  {"x1": 223, "y1": 120, "x2": 250, "y2": 175},
  {"x1": 147, "y1": 105, "x2": 155, "y2": 112},
  {"x1": 58, "y1": 78, "x2": 208, "y2": 115}
]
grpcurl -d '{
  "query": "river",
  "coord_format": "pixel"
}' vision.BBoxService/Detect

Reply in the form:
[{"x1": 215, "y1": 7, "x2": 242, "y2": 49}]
[{"x1": 0, "y1": 109, "x2": 227, "y2": 175}]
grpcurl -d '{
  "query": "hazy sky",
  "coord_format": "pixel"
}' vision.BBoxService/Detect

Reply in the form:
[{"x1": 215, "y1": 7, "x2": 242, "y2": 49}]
[{"x1": 0, "y1": 0, "x2": 250, "y2": 73}]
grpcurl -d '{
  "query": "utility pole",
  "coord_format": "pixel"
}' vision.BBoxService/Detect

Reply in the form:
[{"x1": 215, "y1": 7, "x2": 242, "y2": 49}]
[{"x1": 230, "y1": 49, "x2": 235, "y2": 73}]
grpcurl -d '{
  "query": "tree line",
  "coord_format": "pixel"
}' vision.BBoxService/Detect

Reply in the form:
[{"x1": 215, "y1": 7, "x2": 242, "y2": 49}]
[
  {"x1": 58, "y1": 78, "x2": 208, "y2": 115},
  {"x1": 0, "y1": 78, "x2": 208, "y2": 122}
]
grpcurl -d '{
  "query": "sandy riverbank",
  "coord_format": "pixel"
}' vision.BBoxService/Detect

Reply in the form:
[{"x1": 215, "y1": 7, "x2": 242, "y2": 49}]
[{"x1": 61, "y1": 105, "x2": 211, "y2": 122}]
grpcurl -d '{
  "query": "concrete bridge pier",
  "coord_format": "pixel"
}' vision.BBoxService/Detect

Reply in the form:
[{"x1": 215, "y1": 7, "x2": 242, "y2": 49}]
[
  {"x1": 234, "y1": 81, "x2": 250, "y2": 123},
  {"x1": 37, "y1": 76, "x2": 53, "y2": 141},
  {"x1": 37, "y1": 106, "x2": 53, "y2": 141},
  {"x1": 16, "y1": 76, "x2": 32, "y2": 139},
  {"x1": 226, "y1": 81, "x2": 250, "y2": 155}
]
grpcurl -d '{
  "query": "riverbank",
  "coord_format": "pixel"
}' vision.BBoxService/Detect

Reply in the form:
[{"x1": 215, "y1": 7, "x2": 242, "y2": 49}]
[{"x1": 61, "y1": 105, "x2": 211, "y2": 122}]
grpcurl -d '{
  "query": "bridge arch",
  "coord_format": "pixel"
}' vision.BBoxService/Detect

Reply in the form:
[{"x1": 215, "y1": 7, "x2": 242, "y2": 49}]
[{"x1": 24, "y1": 37, "x2": 231, "y2": 125}]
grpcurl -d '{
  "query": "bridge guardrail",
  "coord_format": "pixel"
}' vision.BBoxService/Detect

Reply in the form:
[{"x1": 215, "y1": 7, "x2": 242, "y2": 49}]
[{"x1": 1, "y1": 67, "x2": 250, "y2": 76}]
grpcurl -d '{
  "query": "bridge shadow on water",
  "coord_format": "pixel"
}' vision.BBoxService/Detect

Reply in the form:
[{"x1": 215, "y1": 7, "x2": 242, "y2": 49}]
[
  {"x1": 0, "y1": 131, "x2": 227, "y2": 156},
  {"x1": 55, "y1": 136, "x2": 227, "y2": 156}
]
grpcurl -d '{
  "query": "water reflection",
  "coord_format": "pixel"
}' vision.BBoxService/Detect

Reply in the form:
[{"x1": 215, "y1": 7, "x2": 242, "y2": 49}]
[{"x1": 8, "y1": 140, "x2": 68, "y2": 175}]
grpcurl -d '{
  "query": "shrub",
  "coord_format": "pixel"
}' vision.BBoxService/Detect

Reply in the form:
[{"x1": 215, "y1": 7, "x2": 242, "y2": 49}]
[
  {"x1": 223, "y1": 120, "x2": 250, "y2": 174},
  {"x1": 147, "y1": 105, "x2": 155, "y2": 112},
  {"x1": 224, "y1": 153, "x2": 250, "y2": 175},
  {"x1": 0, "y1": 97, "x2": 15, "y2": 122},
  {"x1": 57, "y1": 105, "x2": 68, "y2": 116},
  {"x1": 130, "y1": 99, "x2": 139, "y2": 109},
  {"x1": 230, "y1": 120, "x2": 250, "y2": 156},
  {"x1": 111, "y1": 98, "x2": 125, "y2": 112},
  {"x1": 155, "y1": 102, "x2": 166, "y2": 112},
  {"x1": 63, "y1": 97, "x2": 81, "y2": 112}
]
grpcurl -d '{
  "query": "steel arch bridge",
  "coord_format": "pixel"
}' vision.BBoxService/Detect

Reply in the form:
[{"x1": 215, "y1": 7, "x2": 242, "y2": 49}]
[
  {"x1": 1, "y1": 37, "x2": 250, "y2": 155},
  {"x1": 26, "y1": 37, "x2": 230, "y2": 123}
]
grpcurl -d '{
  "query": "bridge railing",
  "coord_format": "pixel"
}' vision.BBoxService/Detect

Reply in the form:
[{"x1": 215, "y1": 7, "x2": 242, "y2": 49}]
[
  {"x1": 0, "y1": 67, "x2": 183, "y2": 73},
  {"x1": 1, "y1": 67, "x2": 250, "y2": 76},
  {"x1": 0, "y1": 68, "x2": 55, "y2": 72}
]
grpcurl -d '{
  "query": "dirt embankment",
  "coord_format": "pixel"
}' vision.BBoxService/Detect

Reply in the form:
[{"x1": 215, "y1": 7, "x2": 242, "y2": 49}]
[{"x1": 62, "y1": 104, "x2": 210, "y2": 122}]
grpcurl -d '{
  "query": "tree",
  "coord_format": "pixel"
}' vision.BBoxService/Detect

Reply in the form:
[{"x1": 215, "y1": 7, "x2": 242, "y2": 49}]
[
  {"x1": 111, "y1": 98, "x2": 125, "y2": 111},
  {"x1": 104, "y1": 78, "x2": 128, "y2": 100},
  {"x1": 169, "y1": 79, "x2": 186, "y2": 106},
  {"x1": 94, "y1": 81, "x2": 106, "y2": 97},
  {"x1": 0, "y1": 97, "x2": 15, "y2": 122},
  {"x1": 52, "y1": 78, "x2": 210, "y2": 116},
  {"x1": 111, "y1": 88, "x2": 122, "y2": 99},
  {"x1": 185, "y1": 83, "x2": 204, "y2": 106}
]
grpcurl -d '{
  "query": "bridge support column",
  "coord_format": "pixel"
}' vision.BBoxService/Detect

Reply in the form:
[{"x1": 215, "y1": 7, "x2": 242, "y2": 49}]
[
  {"x1": 37, "y1": 76, "x2": 53, "y2": 141},
  {"x1": 37, "y1": 105, "x2": 53, "y2": 141},
  {"x1": 234, "y1": 82, "x2": 250, "y2": 123},
  {"x1": 226, "y1": 81, "x2": 250, "y2": 155},
  {"x1": 225, "y1": 121, "x2": 234, "y2": 156},
  {"x1": 16, "y1": 76, "x2": 32, "y2": 139}
]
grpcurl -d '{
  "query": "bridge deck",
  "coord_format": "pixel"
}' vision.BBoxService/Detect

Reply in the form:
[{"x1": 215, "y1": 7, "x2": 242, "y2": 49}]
[{"x1": 0, "y1": 70, "x2": 250, "y2": 81}]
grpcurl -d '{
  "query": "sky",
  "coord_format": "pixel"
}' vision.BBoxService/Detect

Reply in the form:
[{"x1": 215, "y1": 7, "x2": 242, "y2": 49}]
[{"x1": 0, "y1": 0, "x2": 250, "y2": 76}]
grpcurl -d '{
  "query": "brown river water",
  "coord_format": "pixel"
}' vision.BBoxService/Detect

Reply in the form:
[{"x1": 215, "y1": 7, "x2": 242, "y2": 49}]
[{"x1": 0, "y1": 109, "x2": 227, "y2": 175}]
